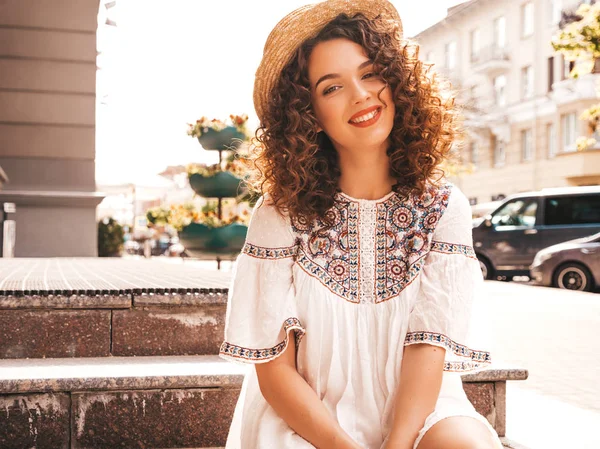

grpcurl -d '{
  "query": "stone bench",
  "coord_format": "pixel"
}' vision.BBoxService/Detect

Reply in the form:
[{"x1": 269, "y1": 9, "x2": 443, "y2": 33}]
[{"x1": 0, "y1": 355, "x2": 527, "y2": 449}]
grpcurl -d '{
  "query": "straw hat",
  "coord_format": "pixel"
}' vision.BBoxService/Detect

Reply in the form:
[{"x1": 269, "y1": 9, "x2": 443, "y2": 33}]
[{"x1": 253, "y1": 0, "x2": 403, "y2": 123}]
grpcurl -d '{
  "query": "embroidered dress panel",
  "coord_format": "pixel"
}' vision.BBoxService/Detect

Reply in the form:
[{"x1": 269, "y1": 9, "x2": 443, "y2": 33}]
[{"x1": 290, "y1": 183, "x2": 452, "y2": 304}]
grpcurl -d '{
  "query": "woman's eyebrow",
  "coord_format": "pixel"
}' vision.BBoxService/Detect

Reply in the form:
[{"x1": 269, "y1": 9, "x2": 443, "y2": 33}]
[{"x1": 314, "y1": 60, "x2": 373, "y2": 89}]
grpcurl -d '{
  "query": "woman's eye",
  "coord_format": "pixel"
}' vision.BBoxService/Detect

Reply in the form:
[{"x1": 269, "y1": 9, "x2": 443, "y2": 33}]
[
  {"x1": 323, "y1": 86, "x2": 338, "y2": 95},
  {"x1": 363, "y1": 72, "x2": 374, "y2": 79}
]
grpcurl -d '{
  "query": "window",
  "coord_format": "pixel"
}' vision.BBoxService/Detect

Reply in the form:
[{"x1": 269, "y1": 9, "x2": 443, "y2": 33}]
[
  {"x1": 470, "y1": 141, "x2": 479, "y2": 167},
  {"x1": 470, "y1": 28, "x2": 480, "y2": 62},
  {"x1": 544, "y1": 195, "x2": 600, "y2": 225},
  {"x1": 522, "y1": 2, "x2": 534, "y2": 37},
  {"x1": 445, "y1": 41, "x2": 457, "y2": 69},
  {"x1": 547, "y1": 56, "x2": 554, "y2": 92},
  {"x1": 493, "y1": 16, "x2": 506, "y2": 48},
  {"x1": 521, "y1": 128, "x2": 533, "y2": 161},
  {"x1": 492, "y1": 198, "x2": 538, "y2": 227},
  {"x1": 493, "y1": 136, "x2": 505, "y2": 167},
  {"x1": 549, "y1": 0, "x2": 562, "y2": 25},
  {"x1": 547, "y1": 122, "x2": 557, "y2": 158},
  {"x1": 562, "y1": 54, "x2": 575, "y2": 80},
  {"x1": 522, "y1": 65, "x2": 534, "y2": 99},
  {"x1": 561, "y1": 112, "x2": 577, "y2": 152},
  {"x1": 494, "y1": 75, "x2": 506, "y2": 106}
]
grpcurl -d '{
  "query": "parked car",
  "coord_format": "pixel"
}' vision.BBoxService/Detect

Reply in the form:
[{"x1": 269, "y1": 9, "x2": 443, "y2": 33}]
[
  {"x1": 530, "y1": 231, "x2": 599, "y2": 292},
  {"x1": 472, "y1": 185, "x2": 600, "y2": 280}
]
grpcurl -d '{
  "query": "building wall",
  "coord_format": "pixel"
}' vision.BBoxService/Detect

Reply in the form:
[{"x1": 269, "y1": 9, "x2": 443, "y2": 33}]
[
  {"x1": 0, "y1": 0, "x2": 103, "y2": 256},
  {"x1": 413, "y1": 0, "x2": 600, "y2": 204}
]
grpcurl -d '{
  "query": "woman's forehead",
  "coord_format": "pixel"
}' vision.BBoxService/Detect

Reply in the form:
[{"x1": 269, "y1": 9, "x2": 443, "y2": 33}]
[{"x1": 308, "y1": 39, "x2": 370, "y2": 79}]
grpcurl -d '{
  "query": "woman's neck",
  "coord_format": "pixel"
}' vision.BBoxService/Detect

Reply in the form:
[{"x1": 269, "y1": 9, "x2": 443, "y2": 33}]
[{"x1": 336, "y1": 147, "x2": 395, "y2": 201}]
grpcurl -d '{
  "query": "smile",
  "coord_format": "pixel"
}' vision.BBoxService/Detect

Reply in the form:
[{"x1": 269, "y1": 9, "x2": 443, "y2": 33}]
[{"x1": 348, "y1": 107, "x2": 382, "y2": 128}]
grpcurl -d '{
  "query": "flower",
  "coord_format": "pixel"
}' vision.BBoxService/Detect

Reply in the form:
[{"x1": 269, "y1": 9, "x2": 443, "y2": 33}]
[
  {"x1": 185, "y1": 158, "x2": 250, "y2": 179},
  {"x1": 186, "y1": 114, "x2": 250, "y2": 139},
  {"x1": 166, "y1": 201, "x2": 252, "y2": 232}
]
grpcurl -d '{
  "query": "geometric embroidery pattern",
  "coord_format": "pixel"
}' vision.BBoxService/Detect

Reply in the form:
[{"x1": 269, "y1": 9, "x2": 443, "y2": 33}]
[
  {"x1": 431, "y1": 241, "x2": 477, "y2": 259},
  {"x1": 290, "y1": 182, "x2": 453, "y2": 304},
  {"x1": 242, "y1": 242, "x2": 298, "y2": 259},
  {"x1": 219, "y1": 317, "x2": 305, "y2": 362},
  {"x1": 404, "y1": 330, "x2": 492, "y2": 372}
]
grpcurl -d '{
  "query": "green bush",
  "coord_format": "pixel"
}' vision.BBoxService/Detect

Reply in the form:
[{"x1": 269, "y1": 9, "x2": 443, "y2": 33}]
[{"x1": 98, "y1": 217, "x2": 124, "y2": 257}]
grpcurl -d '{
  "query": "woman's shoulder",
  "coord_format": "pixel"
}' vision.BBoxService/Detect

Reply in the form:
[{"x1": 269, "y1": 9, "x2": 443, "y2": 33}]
[
  {"x1": 424, "y1": 179, "x2": 470, "y2": 216},
  {"x1": 246, "y1": 193, "x2": 295, "y2": 248}
]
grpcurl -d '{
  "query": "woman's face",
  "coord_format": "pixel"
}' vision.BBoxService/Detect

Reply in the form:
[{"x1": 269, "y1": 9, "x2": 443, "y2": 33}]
[{"x1": 308, "y1": 38, "x2": 395, "y2": 153}]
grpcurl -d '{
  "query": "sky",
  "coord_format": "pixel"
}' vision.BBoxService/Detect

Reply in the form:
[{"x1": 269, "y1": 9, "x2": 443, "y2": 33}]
[{"x1": 95, "y1": 0, "x2": 466, "y2": 185}]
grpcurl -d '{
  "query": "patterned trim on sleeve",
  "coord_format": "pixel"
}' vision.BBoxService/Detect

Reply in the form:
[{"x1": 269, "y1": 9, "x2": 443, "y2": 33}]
[
  {"x1": 404, "y1": 331, "x2": 492, "y2": 372},
  {"x1": 430, "y1": 241, "x2": 477, "y2": 260},
  {"x1": 242, "y1": 242, "x2": 298, "y2": 259},
  {"x1": 219, "y1": 317, "x2": 305, "y2": 363}
]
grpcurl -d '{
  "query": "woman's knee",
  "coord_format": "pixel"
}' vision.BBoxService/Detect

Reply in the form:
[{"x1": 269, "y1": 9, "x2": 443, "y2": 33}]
[{"x1": 416, "y1": 416, "x2": 500, "y2": 449}]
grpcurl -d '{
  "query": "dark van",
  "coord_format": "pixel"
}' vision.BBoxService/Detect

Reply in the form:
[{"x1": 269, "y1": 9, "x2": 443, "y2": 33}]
[{"x1": 472, "y1": 185, "x2": 600, "y2": 280}]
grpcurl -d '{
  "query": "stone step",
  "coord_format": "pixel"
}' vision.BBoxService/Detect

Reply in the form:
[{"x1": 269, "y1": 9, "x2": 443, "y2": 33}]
[
  {"x1": 0, "y1": 355, "x2": 246, "y2": 449},
  {"x1": 0, "y1": 258, "x2": 231, "y2": 360},
  {"x1": 0, "y1": 355, "x2": 527, "y2": 448},
  {"x1": 0, "y1": 292, "x2": 227, "y2": 359}
]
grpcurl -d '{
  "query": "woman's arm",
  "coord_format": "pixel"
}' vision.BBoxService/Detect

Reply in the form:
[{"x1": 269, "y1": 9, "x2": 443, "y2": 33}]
[
  {"x1": 255, "y1": 331, "x2": 361, "y2": 449},
  {"x1": 383, "y1": 344, "x2": 445, "y2": 449}
]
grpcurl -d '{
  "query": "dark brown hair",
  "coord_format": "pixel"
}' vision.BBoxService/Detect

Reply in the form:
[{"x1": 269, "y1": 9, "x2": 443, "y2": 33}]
[{"x1": 244, "y1": 12, "x2": 465, "y2": 230}]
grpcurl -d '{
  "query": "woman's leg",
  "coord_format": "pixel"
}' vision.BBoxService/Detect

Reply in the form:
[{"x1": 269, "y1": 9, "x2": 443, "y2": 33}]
[{"x1": 415, "y1": 416, "x2": 502, "y2": 449}]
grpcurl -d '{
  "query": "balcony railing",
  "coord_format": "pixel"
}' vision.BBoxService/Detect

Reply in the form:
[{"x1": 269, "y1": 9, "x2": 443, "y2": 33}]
[{"x1": 470, "y1": 44, "x2": 511, "y2": 75}]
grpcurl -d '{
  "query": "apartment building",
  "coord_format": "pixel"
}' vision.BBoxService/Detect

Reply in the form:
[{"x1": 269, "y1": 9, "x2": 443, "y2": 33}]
[{"x1": 412, "y1": 0, "x2": 600, "y2": 204}]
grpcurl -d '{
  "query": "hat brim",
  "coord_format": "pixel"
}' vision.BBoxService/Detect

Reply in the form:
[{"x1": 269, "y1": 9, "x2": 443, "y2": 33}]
[{"x1": 253, "y1": 0, "x2": 403, "y2": 123}]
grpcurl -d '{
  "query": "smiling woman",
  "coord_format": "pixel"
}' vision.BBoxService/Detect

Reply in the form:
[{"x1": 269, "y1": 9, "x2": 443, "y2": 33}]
[
  {"x1": 246, "y1": 7, "x2": 464, "y2": 231},
  {"x1": 218, "y1": 1, "x2": 499, "y2": 449}
]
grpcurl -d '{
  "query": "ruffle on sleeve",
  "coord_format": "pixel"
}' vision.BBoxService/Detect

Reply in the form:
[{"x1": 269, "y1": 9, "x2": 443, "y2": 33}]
[
  {"x1": 219, "y1": 195, "x2": 305, "y2": 364},
  {"x1": 404, "y1": 184, "x2": 492, "y2": 372}
]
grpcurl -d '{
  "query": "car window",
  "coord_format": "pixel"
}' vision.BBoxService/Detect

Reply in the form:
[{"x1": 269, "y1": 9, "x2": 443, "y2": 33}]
[
  {"x1": 544, "y1": 195, "x2": 600, "y2": 225},
  {"x1": 491, "y1": 199, "x2": 538, "y2": 227}
]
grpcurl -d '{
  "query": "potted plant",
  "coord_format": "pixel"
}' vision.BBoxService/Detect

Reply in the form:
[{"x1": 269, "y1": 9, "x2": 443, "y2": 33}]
[
  {"x1": 186, "y1": 114, "x2": 250, "y2": 150},
  {"x1": 167, "y1": 203, "x2": 251, "y2": 257},
  {"x1": 186, "y1": 158, "x2": 249, "y2": 198}
]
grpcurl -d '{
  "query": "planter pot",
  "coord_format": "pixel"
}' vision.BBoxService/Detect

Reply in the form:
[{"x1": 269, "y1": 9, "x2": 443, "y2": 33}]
[
  {"x1": 188, "y1": 171, "x2": 245, "y2": 198},
  {"x1": 178, "y1": 222, "x2": 248, "y2": 257},
  {"x1": 197, "y1": 126, "x2": 246, "y2": 151}
]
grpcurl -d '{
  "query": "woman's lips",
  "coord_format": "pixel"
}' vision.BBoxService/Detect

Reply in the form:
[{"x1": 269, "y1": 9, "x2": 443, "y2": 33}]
[{"x1": 348, "y1": 107, "x2": 382, "y2": 128}]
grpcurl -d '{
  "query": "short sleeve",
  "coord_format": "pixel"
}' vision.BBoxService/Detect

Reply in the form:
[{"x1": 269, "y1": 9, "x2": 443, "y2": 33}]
[
  {"x1": 219, "y1": 194, "x2": 305, "y2": 364},
  {"x1": 404, "y1": 184, "x2": 492, "y2": 372}
]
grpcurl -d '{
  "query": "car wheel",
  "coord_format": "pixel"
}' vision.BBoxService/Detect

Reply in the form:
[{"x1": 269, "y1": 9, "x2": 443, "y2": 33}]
[
  {"x1": 553, "y1": 263, "x2": 594, "y2": 292},
  {"x1": 477, "y1": 256, "x2": 494, "y2": 280}
]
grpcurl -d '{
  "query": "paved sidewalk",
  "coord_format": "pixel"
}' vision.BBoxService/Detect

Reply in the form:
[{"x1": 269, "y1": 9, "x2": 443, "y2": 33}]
[{"x1": 505, "y1": 383, "x2": 600, "y2": 449}]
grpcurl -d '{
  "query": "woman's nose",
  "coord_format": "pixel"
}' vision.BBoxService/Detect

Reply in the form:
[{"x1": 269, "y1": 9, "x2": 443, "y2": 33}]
[{"x1": 350, "y1": 80, "x2": 371, "y2": 104}]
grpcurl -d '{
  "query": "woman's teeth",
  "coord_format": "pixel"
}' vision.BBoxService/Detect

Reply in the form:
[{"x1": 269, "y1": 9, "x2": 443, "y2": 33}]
[{"x1": 350, "y1": 108, "x2": 379, "y2": 123}]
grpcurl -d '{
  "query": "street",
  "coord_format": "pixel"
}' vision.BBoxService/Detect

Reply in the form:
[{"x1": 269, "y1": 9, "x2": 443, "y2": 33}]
[{"x1": 478, "y1": 280, "x2": 600, "y2": 448}]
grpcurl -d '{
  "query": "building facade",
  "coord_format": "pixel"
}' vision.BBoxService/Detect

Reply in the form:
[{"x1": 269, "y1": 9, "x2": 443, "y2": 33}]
[
  {"x1": 413, "y1": 0, "x2": 600, "y2": 204},
  {"x1": 0, "y1": 1, "x2": 104, "y2": 256}
]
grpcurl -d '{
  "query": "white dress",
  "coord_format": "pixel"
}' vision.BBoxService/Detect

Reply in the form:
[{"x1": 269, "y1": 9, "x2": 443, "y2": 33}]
[{"x1": 219, "y1": 181, "x2": 502, "y2": 449}]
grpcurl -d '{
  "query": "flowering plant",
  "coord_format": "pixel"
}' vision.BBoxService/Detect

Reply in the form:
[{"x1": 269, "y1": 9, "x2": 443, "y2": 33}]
[
  {"x1": 146, "y1": 206, "x2": 171, "y2": 226},
  {"x1": 167, "y1": 203, "x2": 251, "y2": 232},
  {"x1": 551, "y1": 3, "x2": 600, "y2": 78},
  {"x1": 186, "y1": 114, "x2": 249, "y2": 139},
  {"x1": 186, "y1": 157, "x2": 248, "y2": 179}
]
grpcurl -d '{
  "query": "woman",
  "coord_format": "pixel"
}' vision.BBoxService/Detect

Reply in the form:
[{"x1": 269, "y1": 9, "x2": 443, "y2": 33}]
[{"x1": 219, "y1": 1, "x2": 500, "y2": 448}]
